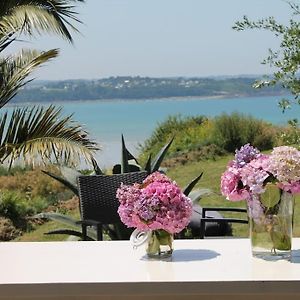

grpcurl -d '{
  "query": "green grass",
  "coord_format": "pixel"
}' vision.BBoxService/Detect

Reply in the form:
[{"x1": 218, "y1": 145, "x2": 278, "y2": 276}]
[{"x1": 15, "y1": 153, "x2": 300, "y2": 241}]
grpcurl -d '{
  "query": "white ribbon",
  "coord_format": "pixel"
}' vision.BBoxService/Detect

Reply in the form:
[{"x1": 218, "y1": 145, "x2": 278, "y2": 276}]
[{"x1": 130, "y1": 229, "x2": 152, "y2": 248}]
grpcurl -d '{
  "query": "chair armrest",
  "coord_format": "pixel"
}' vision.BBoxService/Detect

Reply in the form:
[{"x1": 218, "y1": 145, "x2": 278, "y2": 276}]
[
  {"x1": 201, "y1": 217, "x2": 248, "y2": 224},
  {"x1": 199, "y1": 208, "x2": 248, "y2": 239},
  {"x1": 202, "y1": 207, "x2": 247, "y2": 214}
]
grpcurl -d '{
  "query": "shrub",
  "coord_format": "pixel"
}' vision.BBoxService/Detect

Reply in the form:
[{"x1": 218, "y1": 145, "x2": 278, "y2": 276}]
[
  {"x1": 0, "y1": 189, "x2": 56, "y2": 230},
  {"x1": 0, "y1": 166, "x2": 71, "y2": 204},
  {"x1": 277, "y1": 121, "x2": 300, "y2": 146},
  {"x1": 210, "y1": 112, "x2": 276, "y2": 152},
  {"x1": 139, "y1": 113, "x2": 278, "y2": 166},
  {"x1": 0, "y1": 191, "x2": 33, "y2": 228},
  {"x1": 0, "y1": 217, "x2": 20, "y2": 241},
  {"x1": 139, "y1": 115, "x2": 210, "y2": 162},
  {"x1": 0, "y1": 165, "x2": 30, "y2": 176}
]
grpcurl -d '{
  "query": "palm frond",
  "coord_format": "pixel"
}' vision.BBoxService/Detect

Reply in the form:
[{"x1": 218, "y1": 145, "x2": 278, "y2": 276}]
[
  {"x1": 0, "y1": 35, "x2": 16, "y2": 53},
  {"x1": 0, "y1": 105, "x2": 98, "y2": 166},
  {"x1": 0, "y1": 48, "x2": 59, "y2": 108},
  {"x1": 0, "y1": 0, "x2": 84, "y2": 43}
]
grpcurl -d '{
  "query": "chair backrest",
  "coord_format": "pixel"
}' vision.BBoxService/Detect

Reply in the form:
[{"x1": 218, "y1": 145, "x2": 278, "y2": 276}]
[{"x1": 77, "y1": 171, "x2": 148, "y2": 224}]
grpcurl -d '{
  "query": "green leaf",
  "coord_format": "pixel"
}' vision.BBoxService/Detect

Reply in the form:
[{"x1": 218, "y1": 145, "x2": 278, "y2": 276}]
[
  {"x1": 0, "y1": 105, "x2": 98, "y2": 166},
  {"x1": 151, "y1": 136, "x2": 174, "y2": 172},
  {"x1": 121, "y1": 134, "x2": 130, "y2": 173},
  {"x1": 0, "y1": 0, "x2": 84, "y2": 43},
  {"x1": 33, "y1": 212, "x2": 97, "y2": 240},
  {"x1": 0, "y1": 49, "x2": 59, "y2": 108},
  {"x1": 42, "y1": 170, "x2": 79, "y2": 196},
  {"x1": 121, "y1": 134, "x2": 140, "y2": 173},
  {"x1": 188, "y1": 188, "x2": 212, "y2": 204},
  {"x1": 156, "y1": 230, "x2": 172, "y2": 246},
  {"x1": 144, "y1": 153, "x2": 152, "y2": 174},
  {"x1": 270, "y1": 229, "x2": 291, "y2": 251},
  {"x1": 91, "y1": 157, "x2": 103, "y2": 175},
  {"x1": 146, "y1": 233, "x2": 160, "y2": 255},
  {"x1": 183, "y1": 172, "x2": 203, "y2": 196},
  {"x1": 128, "y1": 164, "x2": 141, "y2": 172},
  {"x1": 34, "y1": 212, "x2": 80, "y2": 227},
  {"x1": 59, "y1": 166, "x2": 82, "y2": 186},
  {"x1": 260, "y1": 183, "x2": 281, "y2": 208},
  {"x1": 45, "y1": 229, "x2": 95, "y2": 241}
]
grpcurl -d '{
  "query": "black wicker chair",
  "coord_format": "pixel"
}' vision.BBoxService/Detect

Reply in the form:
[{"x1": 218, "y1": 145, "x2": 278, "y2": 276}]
[
  {"x1": 199, "y1": 207, "x2": 248, "y2": 239},
  {"x1": 77, "y1": 171, "x2": 148, "y2": 241}
]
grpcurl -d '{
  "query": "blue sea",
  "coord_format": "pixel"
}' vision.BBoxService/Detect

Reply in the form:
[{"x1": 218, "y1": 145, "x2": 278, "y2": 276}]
[{"x1": 7, "y1": 95, "x2": 300, "y2": 168}]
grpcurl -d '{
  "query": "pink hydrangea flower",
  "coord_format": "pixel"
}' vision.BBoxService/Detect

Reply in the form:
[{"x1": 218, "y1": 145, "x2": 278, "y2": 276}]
[
  {"x1": 240, "y1": 156, "x2": 270, "y2": 194},
  {"x1": 116, "y1": 172, "x2": 193, "y2": 234},
  {"x1": 268, "y1": 146, "x2": 300, "y2": 183},
  {"x1": 221, "y1": 144, "x2": 300, "y2": 203},
  {"x1": 221, "y1": 167, "x2": 249, "y2": 201},
  {"x1": 278, "y1": 182, "x2": 300, "y2": 194}
]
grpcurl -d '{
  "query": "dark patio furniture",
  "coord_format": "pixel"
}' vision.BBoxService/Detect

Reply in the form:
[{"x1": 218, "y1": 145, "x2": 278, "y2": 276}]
[
  {"x1": 78, "y1": 170, "x2": 247, "y2": 240},
  {"x1": 199, "y1": 207, "x2": 248, "y2": 239},
  {"x1": 77, "y1": 171, "x2": 148, "y2": 241}
]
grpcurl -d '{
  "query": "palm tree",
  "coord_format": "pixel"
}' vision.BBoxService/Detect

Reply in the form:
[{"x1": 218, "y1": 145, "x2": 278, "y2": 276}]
[{"x1": 0, "y1": 0, "x2": 98, "y2": 167}]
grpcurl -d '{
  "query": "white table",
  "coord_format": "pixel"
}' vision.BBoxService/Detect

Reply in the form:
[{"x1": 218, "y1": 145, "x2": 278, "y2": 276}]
[{"x1": 1, "y1": 238, "x2": 300, "y2": 300}]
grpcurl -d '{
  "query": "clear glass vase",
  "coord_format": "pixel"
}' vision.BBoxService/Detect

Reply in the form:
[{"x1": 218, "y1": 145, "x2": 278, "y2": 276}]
[
  {"x1": 146, "y1": 229, "x2": 173, "y2": 259},
  {"x1": 247, "y1": 185, "x2": 294, "y2": 260}
]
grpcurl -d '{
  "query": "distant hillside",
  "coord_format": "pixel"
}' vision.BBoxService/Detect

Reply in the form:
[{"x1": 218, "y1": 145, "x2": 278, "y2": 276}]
[{"x1": 12, "y1": 76, "x2": 285, "y2": 103}]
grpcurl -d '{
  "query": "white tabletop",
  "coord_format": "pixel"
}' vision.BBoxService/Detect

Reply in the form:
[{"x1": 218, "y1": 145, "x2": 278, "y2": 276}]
[{"x1": 1, "y1": 238, "x2": 300, "y2": 300}]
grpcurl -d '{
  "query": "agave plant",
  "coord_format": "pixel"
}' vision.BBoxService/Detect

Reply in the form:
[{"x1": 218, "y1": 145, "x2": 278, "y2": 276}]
[
  {"x1": 112, "y1": 134, "x2": 174, "y2": 174},
  {"x1": 39, "y1": 135, "x2": 209, "y2": 240},
  {"x1": 117, "y1": 135, "x2": 210, "y2": 203},
  {"x1": 34, "y1": 211, "x2": 97, "y2": 241}
]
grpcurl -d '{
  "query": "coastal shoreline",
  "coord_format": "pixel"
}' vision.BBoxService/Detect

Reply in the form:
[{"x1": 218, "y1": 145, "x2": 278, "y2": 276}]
[{"x1": 6, "y1": 93, "x2": 287, "y2": 107}]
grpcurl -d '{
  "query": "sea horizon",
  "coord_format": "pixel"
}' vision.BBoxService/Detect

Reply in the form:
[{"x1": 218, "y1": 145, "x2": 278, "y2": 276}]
[{"x1": 5, "y1": 94, "x2": 300, "y2": 169}]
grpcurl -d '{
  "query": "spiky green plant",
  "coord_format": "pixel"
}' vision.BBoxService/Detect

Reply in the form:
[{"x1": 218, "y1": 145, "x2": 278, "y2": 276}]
[
  {"x1": 34, "y1": 212, "x2": 97, "y2": 241},
  {"x1": 113, "y1": 135, "x2": 174, "y2": 175},
  {"x1": 40, "y1": 136, "x2": 208, "y2": 240}
]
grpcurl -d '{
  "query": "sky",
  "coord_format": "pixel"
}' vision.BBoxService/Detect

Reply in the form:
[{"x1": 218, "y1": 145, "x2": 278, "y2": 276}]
[{"x1": 12, "y1": 0, "x2": 294, "y2": 80}]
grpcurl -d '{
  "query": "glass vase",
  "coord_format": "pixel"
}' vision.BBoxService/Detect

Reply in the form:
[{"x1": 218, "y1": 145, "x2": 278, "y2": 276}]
[
  {"x1": 146, "y1": 229, "x2": 173, "y2": 259},
  {"x1": 247, "y1": 185, "x2": 294, "y2": 260}
]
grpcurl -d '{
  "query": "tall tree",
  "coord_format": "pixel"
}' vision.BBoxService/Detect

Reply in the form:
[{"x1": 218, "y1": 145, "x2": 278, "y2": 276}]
[
  {"x1": 233, "y1": 1, "x2": 300, "y2": 113},
  {"x1": 0, "y1": 0, "x2": 98, "y2": 166}
]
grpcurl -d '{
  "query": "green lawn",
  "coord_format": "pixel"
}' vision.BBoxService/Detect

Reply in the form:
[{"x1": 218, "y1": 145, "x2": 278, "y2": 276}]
[{"x1": 15, "y1": 154, "x2": 300, "y2": 241}]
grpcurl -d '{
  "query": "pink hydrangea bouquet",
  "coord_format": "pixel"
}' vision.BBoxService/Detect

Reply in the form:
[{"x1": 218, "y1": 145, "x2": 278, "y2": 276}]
[
  {"x1": 221, "y1": 144, "x2": 300, "y2": 201},
  {"x1": 116, "y1": 172, "x2": 193, "y2": 258},
  {"x1": 117, "y1": 172, "x2": 193, "y2": 234},
  {"x1": 221, "y1": 144, "x2": 300, "y2": 256}
]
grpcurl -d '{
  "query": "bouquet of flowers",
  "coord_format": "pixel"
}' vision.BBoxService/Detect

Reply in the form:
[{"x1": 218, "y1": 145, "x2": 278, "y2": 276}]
[
  {"x1": 221, "y1": 144, "x2": 300, "y2": 201},
  {"x1": 116, "y1": 172, "x2": 193, "y2": 257},
  {"x1": 221, "y1": 144, "x2": 300, "y2": 256}
]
